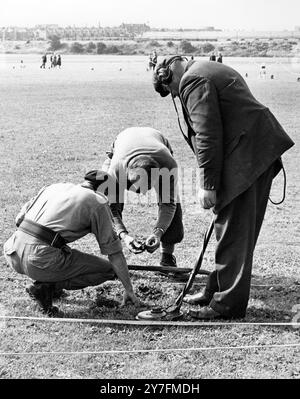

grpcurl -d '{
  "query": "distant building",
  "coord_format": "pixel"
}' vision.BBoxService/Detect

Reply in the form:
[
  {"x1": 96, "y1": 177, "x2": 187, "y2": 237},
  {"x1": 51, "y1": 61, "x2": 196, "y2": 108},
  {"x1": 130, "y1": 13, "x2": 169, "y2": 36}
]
[
  {"x1": 1, "y1": 24, "x2": 299, "y2": 42},
  {"x1": 1, "y1": 27, "x2": 34, "y2": 41},
  {"x1": 34, "y1": 24, "x2": 60, "y2": 30},
  {"x1": 34, "y1": 29, "x2": 47, "y2": 40}
]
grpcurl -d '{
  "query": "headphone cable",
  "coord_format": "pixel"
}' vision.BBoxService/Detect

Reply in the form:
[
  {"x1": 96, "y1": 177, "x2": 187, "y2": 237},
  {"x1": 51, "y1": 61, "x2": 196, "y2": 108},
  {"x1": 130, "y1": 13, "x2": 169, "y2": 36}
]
[
  {"x1": 171, "y1": 94, "x2": 287, "y2": 206},
  {"x1": 268, "y1": 164, "x2": 287, "y2": 205},
  {"x1": 171, "y1": 93, "x2": 188, "y2": 139}
]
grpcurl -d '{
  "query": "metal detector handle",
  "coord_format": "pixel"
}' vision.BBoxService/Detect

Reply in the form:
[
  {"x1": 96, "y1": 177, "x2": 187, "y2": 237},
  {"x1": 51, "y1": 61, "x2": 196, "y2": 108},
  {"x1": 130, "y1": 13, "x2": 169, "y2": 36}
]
[{"x1": 174, "y1": 216, "x2": 215, "y2": 310}]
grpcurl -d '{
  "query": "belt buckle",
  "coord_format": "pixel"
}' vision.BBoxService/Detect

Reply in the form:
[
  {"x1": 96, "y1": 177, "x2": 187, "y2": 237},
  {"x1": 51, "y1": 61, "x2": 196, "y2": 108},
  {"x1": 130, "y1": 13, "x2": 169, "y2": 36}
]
[{"x1": 50, "y1": 233, "x2": 60, "y2": 247}]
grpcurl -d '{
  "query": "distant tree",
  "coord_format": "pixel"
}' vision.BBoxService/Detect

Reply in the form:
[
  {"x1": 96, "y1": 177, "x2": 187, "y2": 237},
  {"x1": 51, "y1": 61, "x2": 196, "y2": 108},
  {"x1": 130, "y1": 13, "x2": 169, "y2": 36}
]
[
  {"x1": 48, "y1": 35, "x2": 63, "y2": 51},
  {"x1": 149, "y1": 40, "x2": 161, "y2": 47},
  {"x1": 167, "y1": 41, "x2": 174, "y2": 48},
  {"x1": 86, "y1": 42, "x2": 96, "y2": 53},
  {"x1": 70, "y1": 42, "x2": 85, "y2": 53},
  {"x1": 96, "y1": 42, "x2": 107, "y2": 54},
  {"x1": 180, "y1": 40, "x2": 196, "y2": 54},
  {"x1": 106, "y1": 45, "x2": 120, "y2": 54},
  {"x1": 201, "y1": 42, "x2": 215, "y2": 53}
]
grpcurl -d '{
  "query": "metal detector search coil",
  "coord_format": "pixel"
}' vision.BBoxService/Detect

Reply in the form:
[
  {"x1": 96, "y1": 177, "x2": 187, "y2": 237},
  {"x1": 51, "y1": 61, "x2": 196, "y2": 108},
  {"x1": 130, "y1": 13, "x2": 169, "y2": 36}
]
[
  {"x1": 136, "y1": 308, "x2": 166, "y2": 320},
  {"x1": 136, "y1": 217, "x2": 215, "y2": 323},
  {"x1": 136, "y1": 307, "x2": 184, "y2": 321}
]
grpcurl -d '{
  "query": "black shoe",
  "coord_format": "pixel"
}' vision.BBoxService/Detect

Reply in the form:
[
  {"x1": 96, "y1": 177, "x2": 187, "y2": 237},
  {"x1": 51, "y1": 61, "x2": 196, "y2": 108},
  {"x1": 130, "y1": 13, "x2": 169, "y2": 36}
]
[
  {"x1": 183, "y1": 291, "x2": 212, "y2": 306},
  {"x1": 159, "y1": 254, "x2": 177, "y2": 277},
  {"x1": 26, "y1": 282, "x2": 57, "y2": 316},
  {"x1": 188, "y1": 306, "x2": 245, "y2": 320},
  {"x1": 188, "y1": 306, "x2": 224, "y2": 320},
  {"x1": 160, "y1": 253, "x2": 177, "y2": 268}
]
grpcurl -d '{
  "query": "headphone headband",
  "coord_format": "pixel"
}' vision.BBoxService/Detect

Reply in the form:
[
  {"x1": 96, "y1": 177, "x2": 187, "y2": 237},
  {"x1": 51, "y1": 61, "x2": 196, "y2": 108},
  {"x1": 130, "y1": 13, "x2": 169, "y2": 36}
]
[
  {"x1": 164, "y1": 55, "x2": 187, "y2": 68},
  {"x1": 156, "y1": 55, "x2": 187, "y2": 86},
  {"x1": 153, "y1": 55, "x2": 188, "y2": 97}
]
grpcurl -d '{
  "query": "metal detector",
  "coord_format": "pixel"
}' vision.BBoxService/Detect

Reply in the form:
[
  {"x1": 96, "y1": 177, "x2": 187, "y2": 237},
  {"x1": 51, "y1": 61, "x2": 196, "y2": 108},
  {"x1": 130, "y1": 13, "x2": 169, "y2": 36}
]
[
  {"x1": 128, "y1": 264, "x2": 210, "y2": 276},
  {"x1": 136, "y1": 217, "x2": 215, "y2": 321}
]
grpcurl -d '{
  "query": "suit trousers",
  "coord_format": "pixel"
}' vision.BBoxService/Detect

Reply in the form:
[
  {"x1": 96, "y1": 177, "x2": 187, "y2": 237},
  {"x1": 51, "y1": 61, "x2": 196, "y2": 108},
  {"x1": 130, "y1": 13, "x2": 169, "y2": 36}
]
[{"x1": 205, "y1": 162, "x2": 276, "y2": 317}]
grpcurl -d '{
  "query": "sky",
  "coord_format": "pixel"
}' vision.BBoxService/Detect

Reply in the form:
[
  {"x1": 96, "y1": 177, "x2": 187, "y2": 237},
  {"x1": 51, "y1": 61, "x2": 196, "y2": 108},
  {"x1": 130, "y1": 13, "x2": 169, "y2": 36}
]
[{"x1": 1, "y1": 0, "x2": 299, "y2": 31}]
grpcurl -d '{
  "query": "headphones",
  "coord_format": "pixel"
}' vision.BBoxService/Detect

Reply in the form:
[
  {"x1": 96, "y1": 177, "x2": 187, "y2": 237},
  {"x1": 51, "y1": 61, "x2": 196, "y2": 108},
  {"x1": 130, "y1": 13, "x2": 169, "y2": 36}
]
[{"x1": 157, "y1": 56, "x2": 188, "y2": 85}]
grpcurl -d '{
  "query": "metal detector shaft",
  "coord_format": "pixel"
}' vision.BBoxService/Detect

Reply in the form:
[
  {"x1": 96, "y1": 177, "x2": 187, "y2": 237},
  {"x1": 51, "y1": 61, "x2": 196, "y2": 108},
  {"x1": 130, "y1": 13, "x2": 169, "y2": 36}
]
[
  {"x1": 128, "y1": 264, "x2": 210, "y2": 275},
  {"x1": 174, "y1": 217, "x2": 215, "y2": 311}
]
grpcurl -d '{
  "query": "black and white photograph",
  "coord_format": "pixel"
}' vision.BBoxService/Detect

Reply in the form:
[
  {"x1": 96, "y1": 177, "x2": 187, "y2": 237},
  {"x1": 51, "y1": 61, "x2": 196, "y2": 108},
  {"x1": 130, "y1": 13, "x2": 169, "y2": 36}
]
[{"x1": 0, "y1": 0, "x2": 299, "y2": 385}]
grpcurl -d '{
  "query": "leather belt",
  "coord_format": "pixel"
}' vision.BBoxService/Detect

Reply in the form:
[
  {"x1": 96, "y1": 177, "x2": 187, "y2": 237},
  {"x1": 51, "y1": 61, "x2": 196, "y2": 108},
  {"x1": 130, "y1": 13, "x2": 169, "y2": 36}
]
[{"x1": 18, "y1": 219, "x2": 66, "y2": 249}]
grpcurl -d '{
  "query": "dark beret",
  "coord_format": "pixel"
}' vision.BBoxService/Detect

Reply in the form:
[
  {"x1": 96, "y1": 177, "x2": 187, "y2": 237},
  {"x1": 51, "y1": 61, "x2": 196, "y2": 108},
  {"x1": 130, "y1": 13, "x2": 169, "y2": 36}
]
[{"x1": 84, "y1": 170, "x2": 109, "y2": 183}]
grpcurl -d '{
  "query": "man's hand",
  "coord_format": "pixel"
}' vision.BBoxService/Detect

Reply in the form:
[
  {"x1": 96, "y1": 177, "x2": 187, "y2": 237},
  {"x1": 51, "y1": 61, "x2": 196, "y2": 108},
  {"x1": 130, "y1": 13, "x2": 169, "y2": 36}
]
[
  {"x1": 122, "y1": 234, "x2": 145, "y2": 254},
  {"x1": 108, "y1": 251, "x2": 138, "y2": 307},
  {"x1": 145, "y1": 231, "x2": 162, "y2": 253},
  {"x1": 121, "y1": 291, "x2": 141, "y2": 306},
  {"x1": 198, "y1": 189, "x2": 216, "y2": 209}
]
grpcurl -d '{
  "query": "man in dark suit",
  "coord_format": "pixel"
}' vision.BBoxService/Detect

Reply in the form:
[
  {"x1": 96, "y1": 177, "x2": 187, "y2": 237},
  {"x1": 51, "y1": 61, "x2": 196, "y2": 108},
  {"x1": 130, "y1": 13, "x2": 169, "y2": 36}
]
[{"x1": 153, "y1": 56, "x2": 294, "y2": 319}]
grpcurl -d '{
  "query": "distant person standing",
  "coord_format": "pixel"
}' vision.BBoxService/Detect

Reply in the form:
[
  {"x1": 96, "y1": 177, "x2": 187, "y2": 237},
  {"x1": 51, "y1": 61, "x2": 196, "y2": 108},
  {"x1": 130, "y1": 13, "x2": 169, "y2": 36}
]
[
  {"x1": 217, "y1": 53, "x2": 223, "y2": 63},
  {"x1": 148, "y1": 53, "x2": 152, "y2": 70},
  {"x1": 260, "y1": 63, "x2": 267, "y2": 79},
  {"x1": 149, "y1": 50, "x2": 157, "y2": 70},
  {"x1": 40, "y1": 54, "x2": 47, "y2": 69},
  {"x1": 53, "y1": 54, "x2": 57, "y2": 68},
  {"x1": 209, "y1": 52, "x2": 216, "y2": 61},
  {"x1": 152, "y1": 50, "x2": 157, "y2": 65},
  {"x1": 57, "y1": 54, "x2": 62, "y2": 69}
]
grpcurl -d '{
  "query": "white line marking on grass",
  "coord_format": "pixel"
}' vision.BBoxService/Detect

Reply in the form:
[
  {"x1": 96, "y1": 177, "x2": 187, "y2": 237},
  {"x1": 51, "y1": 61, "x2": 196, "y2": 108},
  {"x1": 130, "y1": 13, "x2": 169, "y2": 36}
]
[
  {"x1": 1, "y1": 315, "x2": 300, "y2": 328},
  {"x1": 0, "y1": 343, "x2": 299, "y2": 356}
]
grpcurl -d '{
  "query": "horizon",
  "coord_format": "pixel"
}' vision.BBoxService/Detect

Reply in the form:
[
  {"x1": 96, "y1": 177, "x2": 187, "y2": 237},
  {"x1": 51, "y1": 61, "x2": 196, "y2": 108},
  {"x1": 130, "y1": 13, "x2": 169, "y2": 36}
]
[
  {"x1": 1, "y1": 23, "x2": 299, "y2": 33},
  {"x1": 1, "y1": 0, "x2": 300, "y2": 31}
]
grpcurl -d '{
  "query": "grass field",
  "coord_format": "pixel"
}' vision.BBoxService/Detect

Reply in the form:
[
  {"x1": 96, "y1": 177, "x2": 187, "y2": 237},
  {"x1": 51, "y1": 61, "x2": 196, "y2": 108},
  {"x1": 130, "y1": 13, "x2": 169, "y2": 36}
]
[{"x1": 0, "y1": 54, "x2": 299, "y2": 379}]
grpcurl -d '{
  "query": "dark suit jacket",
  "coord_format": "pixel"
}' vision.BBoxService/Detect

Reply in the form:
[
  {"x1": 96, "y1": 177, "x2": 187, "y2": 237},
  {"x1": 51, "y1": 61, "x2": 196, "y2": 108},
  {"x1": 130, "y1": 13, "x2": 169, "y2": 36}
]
[{"x1": 178, "y1": 60, "x2": 294, "y2": 212}]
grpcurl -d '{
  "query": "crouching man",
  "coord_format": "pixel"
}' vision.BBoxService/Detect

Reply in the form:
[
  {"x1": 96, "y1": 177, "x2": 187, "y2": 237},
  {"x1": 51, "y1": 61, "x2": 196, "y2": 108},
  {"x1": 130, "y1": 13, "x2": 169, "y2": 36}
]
[
  {"x1": 3, "y1": 171, "x2": 140, "y2": 316},
  {"x1": 101, "y1": 127, "x2": 184, "y2": 270}
]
